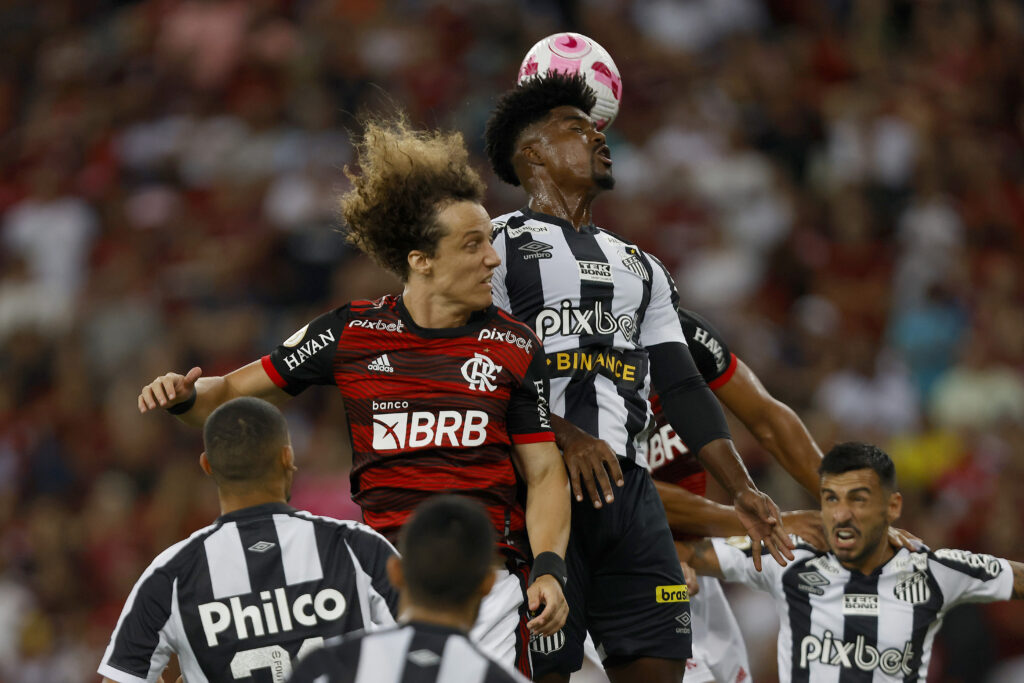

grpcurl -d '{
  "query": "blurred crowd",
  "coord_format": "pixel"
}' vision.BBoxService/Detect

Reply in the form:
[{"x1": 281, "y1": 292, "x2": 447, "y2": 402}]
[{"x1": 1, "y1": 1, "x2": 1023, "y2": 681}]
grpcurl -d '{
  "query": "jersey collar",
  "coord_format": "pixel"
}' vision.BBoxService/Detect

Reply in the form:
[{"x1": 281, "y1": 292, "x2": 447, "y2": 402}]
[
  {"x1": 521, "y1": 206, "x2": 598, "y2": 235},
  {"x1": 395, "y1": 296, "x2": 496, "y2": 339},
  {"x1": 217, "y1": 502, "x2": 296, "y2": 524}
]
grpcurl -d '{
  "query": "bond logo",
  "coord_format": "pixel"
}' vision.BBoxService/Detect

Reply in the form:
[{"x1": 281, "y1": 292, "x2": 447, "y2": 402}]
[
  {"x1": 530, "y1": 630, "x2": 565, "y2": 655},
  {"x1": 461, "y1": 353, "x2": 502, "y2": 392},
  {"x1": 577, "y1": 260, "x2": 612, "y2": 283},
  {"x1": 800, "y1": 631, "x2": 914, "y2": 676},
  {"x1": 797, "y1": 571, "x2": 829, "y2": 595},
  {"x1": 371, "y1": 410, "x2": 489, "y2": 451},
  {"x1": 894, "y1": 571, "x2": 930, "y2": 604},
  {"x1": 843, "y1": 594, "x2": 879, "y2": 615},
  {"x1": 517, "y1": 240, "x2": 553, "y2": 260},
  {"x1": 348, "y1": 318, "x2": 405, "y2": 333},
  {"x1": 478, "y1": 327, "x2": 533, "y2": 353},
  {"x1": 535, "y1": 300, "x2": 637, "y2": 341},
  {"x1": 199, "y1": 588, "x2": 346, "y2": 647},
  {"x1": 281, "y1": 329, "x2": 336, "y2": 371}
]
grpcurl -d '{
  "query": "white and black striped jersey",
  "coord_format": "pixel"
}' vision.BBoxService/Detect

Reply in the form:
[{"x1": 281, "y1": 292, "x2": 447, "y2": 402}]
[
  {"x1": 98, "y1": 503, "x2": 398, "y2": 683},
  {"x1": 289, "y1": 621, "x2": 530, "y2": 683},
  {"x1": 490, "y1": 208, "x2": 688, "y2": 466},
  {"x1": 712, "y1": 536, "x2": 1014, "y2": 682}
]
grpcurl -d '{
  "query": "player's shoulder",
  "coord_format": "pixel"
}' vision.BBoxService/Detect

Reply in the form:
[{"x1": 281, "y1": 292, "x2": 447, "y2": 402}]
[
  {"x1": 490, "y1": 308, "x2": 542, "y2": 342},
  {"x1": 927, "y1": 547, "x2": 1007, "y2": 581},
  {"x1": 140, "y1": 521, "x2": 224, "y2": 583},
  {"x1": 291, "y1": 509, "x2": 397, "y2": 551},
  {"x1": 717, "y1": 534, "x2": 822, "y2": 564}
]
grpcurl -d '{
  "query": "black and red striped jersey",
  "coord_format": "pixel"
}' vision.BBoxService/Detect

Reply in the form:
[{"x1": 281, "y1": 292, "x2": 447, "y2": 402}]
[
  {"x1": 647, "y1": 308, "x2": 738, "y2": 502},
  {"x1": 261, "y1": 295, "x2": 554, "y2": 556}
]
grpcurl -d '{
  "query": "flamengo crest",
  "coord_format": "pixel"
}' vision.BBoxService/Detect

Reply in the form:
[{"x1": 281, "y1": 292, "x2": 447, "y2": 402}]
[{"x1": 462, "y1": 353, "x2": 502, "y2": 392}]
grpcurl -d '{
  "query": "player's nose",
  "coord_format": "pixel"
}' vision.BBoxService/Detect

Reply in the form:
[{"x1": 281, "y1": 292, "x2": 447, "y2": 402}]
[{"x1": 483, "y1": 240, "x2": 501, "y2": 268}]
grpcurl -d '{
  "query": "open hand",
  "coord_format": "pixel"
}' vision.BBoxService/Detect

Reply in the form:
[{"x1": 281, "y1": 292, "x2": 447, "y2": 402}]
[
  {"x1": 560, "y1": 428, "x2": 623, "y2": 508},
  {"x1": 139, "y1": 367, "x2": 202, "y2": 413},
  {"x1": 781, "y1": 510, "x2": 826, "y2": 550},
  {"x1": 734, "y1": 488, "x2": 795, "y2": 571}
]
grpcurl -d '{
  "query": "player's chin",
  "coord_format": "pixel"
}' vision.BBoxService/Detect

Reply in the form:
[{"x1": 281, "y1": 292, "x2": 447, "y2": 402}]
[{"x1": 593, "y1": 170, "x2": 615, "y2": 190}]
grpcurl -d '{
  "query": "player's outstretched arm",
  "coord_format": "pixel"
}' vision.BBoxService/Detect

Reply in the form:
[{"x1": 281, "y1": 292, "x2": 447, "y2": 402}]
[
  {"x1": 138, "y1": 360, "x2": 290, "y2": 426},
  {"x1": 676, "y1": 539, "x2": 726, "y2": 580},
  {"x1": 512, "y1": 441, "x2": 570, "y2": 636},
  {"x1": 1013, "y1": 560, "x2": 1024, "y2": 599},
  {"x1": 713, "y1": 359, "x2": 822, "y2": 497}
]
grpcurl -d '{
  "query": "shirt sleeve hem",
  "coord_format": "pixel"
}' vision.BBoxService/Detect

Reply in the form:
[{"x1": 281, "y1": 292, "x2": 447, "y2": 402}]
[
  {"x1": 707, "y1": 353, "x2": 739, "y2": 390},
  {"x1": 97, "y1": 663, "x2": 150, "y2": 683},
  {"x1": 510, "y1": 432, "x2": 557, "y2": 445},
  {"x1": 261, "y1": 354, "x2": 288, "y2": 388}
]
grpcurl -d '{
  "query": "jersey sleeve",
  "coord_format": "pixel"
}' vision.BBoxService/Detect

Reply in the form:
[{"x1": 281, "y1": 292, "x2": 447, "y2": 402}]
[
  {"x1": 930, "y1": 549, "x2": 1013, "y2": 608},
  {"x1": 712, "y1": 535, "x2": 808, "y2": 595},
  {"x1": 490, "y1": 220, "x2": 511, "y2": 313},
  {"x1": 261, "y1": 306, "x2": 350, "y2": 395},
  {"x1": 342, "y1": 523, "x2": 400, "y2": 628},
  {"x1": 97, "y1": 563, "x2": 176, "y2": 683},
  {"x1": 506, "y1": 337, "x2": 556, "y2": 444},
  {"x1": 677, "y1": 309, "x2": 738, "y2": 389},
  {"x1": 639, "y1": 253, "x2": 688, "y2": 348}
]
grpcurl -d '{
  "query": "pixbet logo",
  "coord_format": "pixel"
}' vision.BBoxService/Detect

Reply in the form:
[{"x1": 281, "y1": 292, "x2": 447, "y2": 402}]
[
  {"x1": 347, "y1": 318, "x2": 405, "y2": 333},
  {"x1": 535, "y1": 300, "x2": 637, "y2": 341},
  {"x1": 799, "y1": 631, "x2": 914, "y2": 677},
  {"x1": 371, "y1": 409, "x2": 489, "y2": 451},
  {"x1": 479, "y1": 327, "x2": 533, "y2": 353},
  {"x1": 198, "y1": 588, "x2": 346, "y2": 647}
]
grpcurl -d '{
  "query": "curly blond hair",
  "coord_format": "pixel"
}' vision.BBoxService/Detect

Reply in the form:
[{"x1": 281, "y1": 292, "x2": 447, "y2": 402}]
[{"x1": 341, "y1": 118, "x2": 486, "y2": 281}]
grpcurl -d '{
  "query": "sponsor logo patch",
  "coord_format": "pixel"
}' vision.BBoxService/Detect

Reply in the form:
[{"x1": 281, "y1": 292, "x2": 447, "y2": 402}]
[
  {"x1": 577, "y1": 260, "x2": 613, "y2": 283},
  {"x1": 371, "y1": 410, "x2": 489, "y2": 451},
  {"x1": 621, "y1": 247, "x2": 649, "y2": 281},
  {"x1": 800, "y1": 630, "x2": 914, "y2": 676},
  {"x1": 247, "y1": 541, "x2": 275, "y2": 553},
  {"x1": 281, "y1": 329, "x2": 336, "y2": 371},
  {"x1": 507, "y1": 222, "x2": 548, "y2": 238},
  {"x1": 530, "y1": 630, "x2": 565, "y2": 655},
  {"x1": 894, "y1": 571, "x2": 930, "y2": 604},
  {"x1": 478, "y1": 327, "x2": 533, "y2": 353},
  {"x1": 545, "y1": 347, "x2": 646, "y2": 391},
  {"x1": 674, "y1": 611, "x2": 692, "y2": 634},
  {"x1": 347, "y1": 318, "x2": 405, "y2": 333},
  {"x1": 518, "y1": 240, "x2": 553, "y2": 260},
  {"x1": 535, "y1": 300, "x2": 637, "y2": 342},
  {"x1": 407, "y1": 649, "x2": 441, "y2": 667},
  {"x1": 283, "y1": 324, "x2": 309, "y2": 348},
  {"x1": 797, "y1": 570, "x2": 829, "y2": 595},
  {"x1": 368, "y1": 354, "x2": 395, "y2": 373},
  {"x1": 843, "y1": 594, "x2": 879, "y2": 615},
  {"x1": 198, "y1": 588, "x2": 346, "y2": 647},
  {"x1": 461, "y1": 353, "x2": 502, "y2": 392},
  {"x1": 656, "y1": 584, "x2": 689, "y2": 603}
]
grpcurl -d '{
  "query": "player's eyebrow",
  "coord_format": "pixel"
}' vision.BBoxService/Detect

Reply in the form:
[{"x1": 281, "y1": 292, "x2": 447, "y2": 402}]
[
  {"x1": 560, "y1": 114, "x2": 589, "y2": 124},
  {"x1": 821, "y1": 486, "x2": 872, "y2": 497}
]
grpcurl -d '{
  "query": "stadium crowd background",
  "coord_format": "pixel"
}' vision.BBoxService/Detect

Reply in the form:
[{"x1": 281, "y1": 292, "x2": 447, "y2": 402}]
[{"x1": 1, "y1": 0, "x2": 1022, "y2": 681}]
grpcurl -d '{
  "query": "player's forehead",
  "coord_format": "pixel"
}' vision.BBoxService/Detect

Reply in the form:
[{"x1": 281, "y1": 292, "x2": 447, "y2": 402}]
[
  {"x1": 435, "y1": 200, "x2": 491, "y2": 240},
  {"x1": 820, "y1": 468, "x2": 883, "y2": 495},
  {"x1": 544, "y1": 105, "x2": 592, "y2": 127}
]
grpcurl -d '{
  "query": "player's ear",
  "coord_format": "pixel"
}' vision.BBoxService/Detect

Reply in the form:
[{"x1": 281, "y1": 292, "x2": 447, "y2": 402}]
[
  {"x1": 281, "y1": 444, "x2": 297, "y2": 473},
  {"x1": 386, "y1": 555, "x2": 405, "y2": 591},
  {"x1": 199, "y1": 452, "x2": 213, "y2": 477},
  {"x1": 887, "y1": 491, "x2": 902, "y2": 524},
  {"x1": 407, "y1": 250, "x2": 432, "y2": 278}
]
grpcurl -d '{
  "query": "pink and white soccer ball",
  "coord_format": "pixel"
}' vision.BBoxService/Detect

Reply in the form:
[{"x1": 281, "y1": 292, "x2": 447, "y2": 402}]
[{"x1": 517, "y1": 32, "x2": 622, "y2": 131}]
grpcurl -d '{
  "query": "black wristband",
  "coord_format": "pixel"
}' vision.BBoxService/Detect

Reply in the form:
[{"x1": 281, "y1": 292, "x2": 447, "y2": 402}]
[
  {"x1": 529, "y1": 551, "x2": 567, "y2": 591},
  {"x1": 166, "y1": 387, "x2": 198, "y2": 415}
]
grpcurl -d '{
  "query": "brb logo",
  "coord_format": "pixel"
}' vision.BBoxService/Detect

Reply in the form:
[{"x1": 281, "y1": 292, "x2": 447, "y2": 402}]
[
  {"x1": 462, "y1": 353, "x2": 502, "y2": 392},
  {"x1": 799, "y1": 631, "x2": 914, "y2": 677},
  {"x1": 371, "y1": 403, "x2": 489, "y2": 451},
  {"x1": 535, "y1": 300, "x2": 637, "y2": 342}
]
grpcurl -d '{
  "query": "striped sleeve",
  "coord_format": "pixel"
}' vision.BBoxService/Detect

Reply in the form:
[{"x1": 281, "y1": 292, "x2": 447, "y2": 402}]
[
  {"x1": 506, "y1": 333, "x2": 555, "y2": 443},
  {"x1": 930, "y1": 549, "x2": 1013, "y2": 608},
  {"x1": 638, "y1": 253, "x2": 688, "y2": 348},
  {"x1": 98, "y1": 543, "x2": 187, "y2": 683},
  {"x1": 337, "y1": 521, "x2": 400, "y2": 628}
]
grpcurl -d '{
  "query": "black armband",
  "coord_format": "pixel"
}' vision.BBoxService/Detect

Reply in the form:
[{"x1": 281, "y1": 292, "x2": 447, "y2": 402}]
[
  {"x1": 529, "y1": 551, "x2": 567, "y2": 591},
  {"x1": 648, "y1": 342, "x2": 732, "y2": 455},
  {"x1": 166, "y1": 387, "x2": 198, "y2": 415}
]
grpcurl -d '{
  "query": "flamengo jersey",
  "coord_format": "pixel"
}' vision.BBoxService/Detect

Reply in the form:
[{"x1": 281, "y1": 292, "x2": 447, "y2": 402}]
[
  {"x1": 648, "y1": 309, "x2": 738, "y2": 503},
  {"x1": 98, "y1": 503, "x2": 397, "y2": 683},
  {"x1": 713, "y1": 536, "x2": 1014, "y2": 683},
  {"x1": 262, "y1": 295, "x2": 554, "y2": 550},
  {"x1": 289, "y1": 622, "x2": 529, "y2": 683},
  {"x1": 491, "y1": 208, "x2": 688, "y2": 465}
]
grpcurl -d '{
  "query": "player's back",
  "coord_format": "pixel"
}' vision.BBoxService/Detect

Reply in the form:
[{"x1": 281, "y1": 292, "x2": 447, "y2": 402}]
[
  {"x1": 99, "y1": 503, "x2": 397, "y2": 683},
  {"x1": 289, "y1": 622, "x2": 529, "y2": 683}
]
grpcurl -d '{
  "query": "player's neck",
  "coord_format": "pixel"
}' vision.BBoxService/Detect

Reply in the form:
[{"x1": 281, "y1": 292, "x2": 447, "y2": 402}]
[
  {"x1": 217, "y1": 488, "x2": 288, "y2": 516},
  {"x1": 401, "y1": 604, "x2": 476, "y2": 633},
  {"x1": 402, "y1": 286, "x2": 473, "y2": 328},
  {"x1": 527, "y1": 181, "x2": 596, "y2": 230},
  {"x1": 839, "y1": 538, "x2": 897, "y2": 576}
]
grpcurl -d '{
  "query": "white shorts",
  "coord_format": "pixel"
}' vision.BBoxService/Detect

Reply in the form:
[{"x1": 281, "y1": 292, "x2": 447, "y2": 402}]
[
  {"x1": 470, "y1": 567, "x2": 531, "y2": 676},
  {"x1": 687, "y1": 575, "x2": 752, "y2": 683}
]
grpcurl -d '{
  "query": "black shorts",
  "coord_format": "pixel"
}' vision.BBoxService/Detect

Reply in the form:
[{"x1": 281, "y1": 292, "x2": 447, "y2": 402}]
[{"x1": 530, "y1": 460, "x2": 691, "y2": 676}]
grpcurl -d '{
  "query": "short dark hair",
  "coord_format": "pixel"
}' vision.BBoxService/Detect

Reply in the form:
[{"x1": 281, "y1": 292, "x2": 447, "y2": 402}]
[
  {"x1": 484, "y1": 72, "x2": 597, "y2": 186},
  {"x1": 819, "y1": 442, "x2": 897, "y2": 490},
  {"x1": 398, "y1": 496, "x2": 495, "y2": 610},
  {"x1": 203, "y1": 397, "x2": 290, "y2": 483},
  {"x1": 340, "y1": 117, "x2": 485, "y2": 281}
]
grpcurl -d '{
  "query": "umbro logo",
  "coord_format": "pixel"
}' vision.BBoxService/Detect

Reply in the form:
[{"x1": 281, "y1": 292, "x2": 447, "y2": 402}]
[
  {"x1": 368, "y1": 354, "x2": 395, "y2": 373},
  {"x1": 407, "y1": 649, "x2": 441, "y2": 667},
  {"x1": 518, "y1": 240, "x2": 553, "y2": 260},
  {"x1": 248, "y1": 541, "x2": 275, "y2": 553},
  {"x1": 797, "y1": 570, "x2": 829, "y2": 595}
]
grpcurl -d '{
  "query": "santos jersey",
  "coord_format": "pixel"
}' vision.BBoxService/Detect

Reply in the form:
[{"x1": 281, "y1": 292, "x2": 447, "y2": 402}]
[
  {"x1": 98, "y1": 503, "x2": 397, "y2": 683},
  {"x1": 262, "y1": 295, "x2": 554, "y2": 552},
  {"x1": 713, "y1": 536, "x2": 1014, "y2": 683},
  {"x1": 647, "y1": 308, "x2": 738, "y2": 502},
  {"x1": 490, "y1": 208, "x2": 688, "y2": 465}
]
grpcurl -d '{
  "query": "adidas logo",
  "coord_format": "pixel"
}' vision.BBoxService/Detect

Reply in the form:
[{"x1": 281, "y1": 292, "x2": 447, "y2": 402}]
[{"x1": 368, "y1": 354, "x2": 395, "y2": 373}]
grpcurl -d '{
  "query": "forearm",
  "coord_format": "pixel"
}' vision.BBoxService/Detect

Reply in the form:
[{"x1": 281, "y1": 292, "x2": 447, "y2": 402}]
[
  {"x1": 655, "y1": 480, "x2": 745, "y2": 538},
  {"x1": 550, "y1": 413, "x2": 585, "y2": 452},
  {"x1": 695, "y1": 438, "x2": 757, "y2": 499},
  {"x1": 678, "y1": 539, "x2": 725, "y2": 579},
  {"x1": 524, "y1": 458, "x2": 571, "y2": 558},
  {"x1": 1013, "y1": 560, "x2": 1024, "y2": 600},
  {"x1": 176, "y1": 360, "x2": 288, "y2": 426},
  {"x1": 756, "y1": 401, "x2": 823, "y2": 497}
]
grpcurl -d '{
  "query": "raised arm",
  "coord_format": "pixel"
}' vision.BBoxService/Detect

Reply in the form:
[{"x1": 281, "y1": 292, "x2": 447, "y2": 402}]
[
  {"x1": 138, "y1": 360, "x2": 290, "y2": 426},
  {"x1": 676, "y1": 538, "x2": 726, "y2": 580},
  {"x1": 713, "y1": 359, "x2": 822, "y2": 497}
]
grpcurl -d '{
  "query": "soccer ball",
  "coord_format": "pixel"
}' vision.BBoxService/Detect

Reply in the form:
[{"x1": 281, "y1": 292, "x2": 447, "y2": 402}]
[{"x1": 517, "y1": 32, "x2": 622, "y2": 131}]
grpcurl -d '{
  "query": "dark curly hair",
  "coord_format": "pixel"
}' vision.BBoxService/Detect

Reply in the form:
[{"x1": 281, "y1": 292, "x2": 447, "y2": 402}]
[
  {"x1": 341, "y1": 117, "x2": 485, "y2": 281},
  {"x1": 820, "y1": 442, "x2": 897, "y2": 490},
  {"x1": 484, "y1": 72, "x2": 597, "y2": 186}
]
